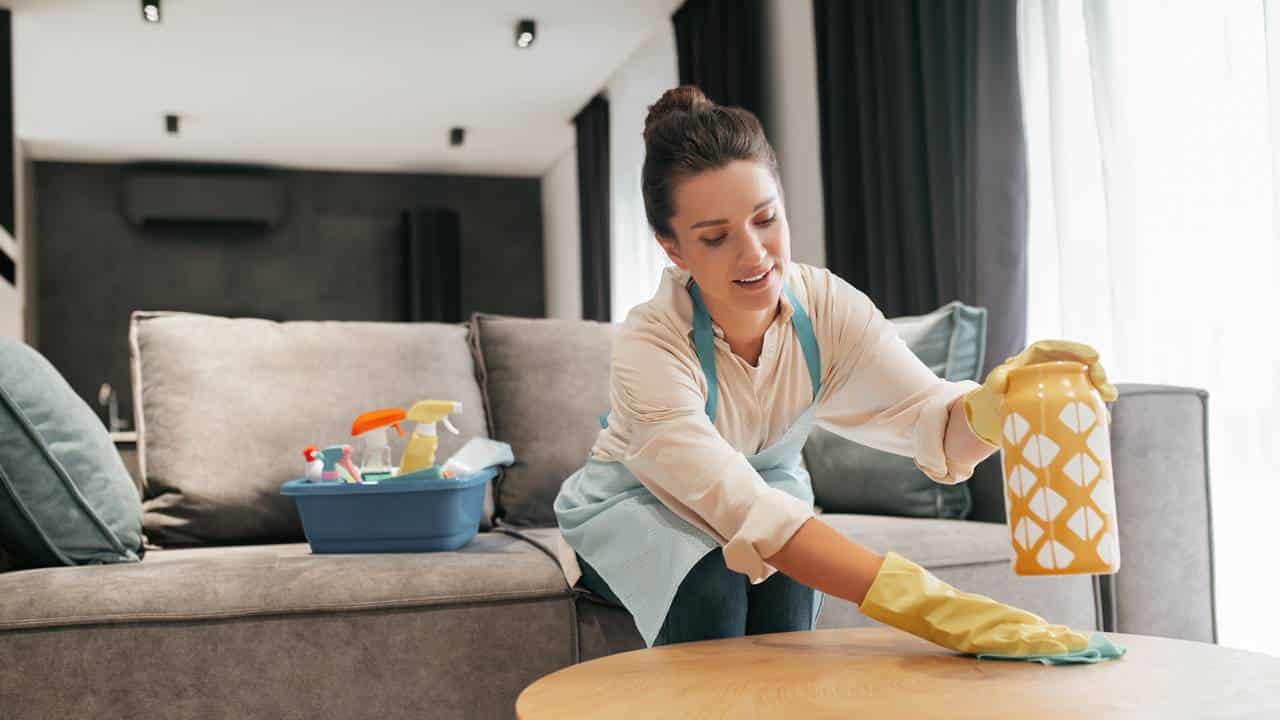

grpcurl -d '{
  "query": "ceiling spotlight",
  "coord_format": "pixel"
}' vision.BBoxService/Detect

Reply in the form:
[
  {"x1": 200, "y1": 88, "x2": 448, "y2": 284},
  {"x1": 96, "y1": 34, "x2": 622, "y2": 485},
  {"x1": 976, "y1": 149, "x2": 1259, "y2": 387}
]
[
  {"x1": 514, "y1": 19, "x2": 536, "y2": 49},
  {"x1": 450, "y1": 127, "x2": 465, "y2": 147},
  {"x1": 165, "y1": 114, "x2": 179, "y2": 135},
  {"x1": 141, "y1": 0, "x2": 161, "y2": 23}
]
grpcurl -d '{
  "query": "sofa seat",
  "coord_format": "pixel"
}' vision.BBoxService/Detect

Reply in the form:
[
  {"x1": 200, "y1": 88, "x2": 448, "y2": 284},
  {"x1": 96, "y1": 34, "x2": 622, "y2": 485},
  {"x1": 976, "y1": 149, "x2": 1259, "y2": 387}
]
[
  {"x1": 505, "y1": 514, "x2": 1101, "y2": 661},
  {"x1": 0, "y1": 532, "x2": 577, "y2": 719}
]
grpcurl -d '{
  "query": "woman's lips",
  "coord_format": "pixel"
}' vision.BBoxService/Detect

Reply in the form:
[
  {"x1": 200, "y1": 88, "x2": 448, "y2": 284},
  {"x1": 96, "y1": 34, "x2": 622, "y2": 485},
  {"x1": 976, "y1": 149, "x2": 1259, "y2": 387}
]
[{"x1": 734, "y1": 264, "x2": 776, "y2": 289}]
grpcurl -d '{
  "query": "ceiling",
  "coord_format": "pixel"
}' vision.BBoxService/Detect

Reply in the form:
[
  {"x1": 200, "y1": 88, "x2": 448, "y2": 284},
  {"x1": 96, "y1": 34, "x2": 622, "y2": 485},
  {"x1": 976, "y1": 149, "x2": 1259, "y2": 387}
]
[{"x1": 9, "y1": 0, "x2": 682, "y2": 176}]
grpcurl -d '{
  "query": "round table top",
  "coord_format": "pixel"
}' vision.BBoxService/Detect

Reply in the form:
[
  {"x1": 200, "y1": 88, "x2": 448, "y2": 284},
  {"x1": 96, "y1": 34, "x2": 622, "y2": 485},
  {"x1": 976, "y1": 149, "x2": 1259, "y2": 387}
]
[{"x1": 515, "y1": 627, "x2": 1280, "y2": 719}]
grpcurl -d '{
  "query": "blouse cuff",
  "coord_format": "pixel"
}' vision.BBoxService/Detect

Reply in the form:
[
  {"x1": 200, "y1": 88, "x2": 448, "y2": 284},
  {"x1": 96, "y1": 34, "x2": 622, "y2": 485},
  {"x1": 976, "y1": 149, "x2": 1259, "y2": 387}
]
[
  {"x1": 912, "y1": 380, "x2": 982, "y2": 485},
  {"x1": 721, "y1": 487, "x2": 816, "y2": 584}
]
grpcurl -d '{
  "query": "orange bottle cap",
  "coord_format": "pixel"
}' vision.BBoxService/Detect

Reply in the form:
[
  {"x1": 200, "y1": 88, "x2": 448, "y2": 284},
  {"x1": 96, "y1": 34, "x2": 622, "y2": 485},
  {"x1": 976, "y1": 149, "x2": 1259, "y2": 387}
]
[{"x1": 352, "y1": 408, "x2": 408, "y2": 437}]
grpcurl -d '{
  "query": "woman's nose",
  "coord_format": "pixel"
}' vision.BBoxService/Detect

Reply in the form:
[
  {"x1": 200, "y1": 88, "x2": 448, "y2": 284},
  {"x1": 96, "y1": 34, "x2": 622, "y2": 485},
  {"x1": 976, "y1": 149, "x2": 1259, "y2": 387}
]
[{"x1": 740, "y1": 230, "x2": 768, "y2": 263}]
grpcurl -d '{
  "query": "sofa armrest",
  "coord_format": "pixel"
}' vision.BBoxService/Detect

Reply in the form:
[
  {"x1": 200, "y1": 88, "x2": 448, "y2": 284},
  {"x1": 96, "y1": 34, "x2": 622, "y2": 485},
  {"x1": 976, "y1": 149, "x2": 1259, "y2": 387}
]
[{"x1": 1102, "y1": 383, "x2": 1218, "y2": 643}]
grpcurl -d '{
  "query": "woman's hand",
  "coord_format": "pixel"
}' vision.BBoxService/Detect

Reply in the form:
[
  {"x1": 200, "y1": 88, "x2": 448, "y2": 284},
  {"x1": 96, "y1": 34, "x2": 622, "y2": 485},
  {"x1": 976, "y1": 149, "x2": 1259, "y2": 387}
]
[{"x1": 962, "y1": 339, "x2": 1118, "y2": 447}]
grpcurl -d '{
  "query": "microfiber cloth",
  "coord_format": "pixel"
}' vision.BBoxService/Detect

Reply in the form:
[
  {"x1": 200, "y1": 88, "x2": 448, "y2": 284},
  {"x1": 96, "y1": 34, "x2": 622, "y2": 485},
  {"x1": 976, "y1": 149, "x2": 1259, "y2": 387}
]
[{"x1": 972, "y1": 633, "x2": 1127, "y2": 665}]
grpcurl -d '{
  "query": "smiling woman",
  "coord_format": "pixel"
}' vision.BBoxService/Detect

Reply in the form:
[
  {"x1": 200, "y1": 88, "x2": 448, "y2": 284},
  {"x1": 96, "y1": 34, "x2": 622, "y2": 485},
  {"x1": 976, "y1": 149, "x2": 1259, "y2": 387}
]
[{"x1": 548, "y1": 85, "x2": 1110, "y2": 661}]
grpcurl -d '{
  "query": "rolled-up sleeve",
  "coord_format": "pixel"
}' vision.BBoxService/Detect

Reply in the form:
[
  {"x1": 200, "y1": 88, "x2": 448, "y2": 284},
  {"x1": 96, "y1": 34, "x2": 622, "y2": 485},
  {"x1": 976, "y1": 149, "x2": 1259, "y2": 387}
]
[
  {"x1": 610, "y1": 326, "x2": 815, "y2": 582},
  {"x1": 810, "y1": 269, "x2": 983, "y2": 485}
]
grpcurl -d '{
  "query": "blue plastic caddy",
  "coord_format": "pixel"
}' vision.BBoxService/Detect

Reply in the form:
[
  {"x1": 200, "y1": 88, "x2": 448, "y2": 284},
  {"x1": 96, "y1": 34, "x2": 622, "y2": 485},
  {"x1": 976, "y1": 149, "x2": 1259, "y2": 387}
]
[{"x1": 280, "y1": 467, "x2": 496, "y2": 553}]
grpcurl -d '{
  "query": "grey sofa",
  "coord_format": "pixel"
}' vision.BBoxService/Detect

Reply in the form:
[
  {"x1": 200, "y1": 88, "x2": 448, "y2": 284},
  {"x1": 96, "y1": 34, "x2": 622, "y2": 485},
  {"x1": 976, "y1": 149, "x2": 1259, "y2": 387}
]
[{"x1": 0, "y1": 313, "x2": 1218, "y2": 719}]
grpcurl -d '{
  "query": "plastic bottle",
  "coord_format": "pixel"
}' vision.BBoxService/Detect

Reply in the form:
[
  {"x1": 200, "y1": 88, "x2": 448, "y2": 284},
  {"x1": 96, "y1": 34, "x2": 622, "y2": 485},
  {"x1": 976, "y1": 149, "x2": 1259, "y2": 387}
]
[
  {"x1": 399, "y1": 400, "x2": 462, "y2": 475},
  {"x1": 441, "y1": 438, "x2": 514, "y2": 478},
  {"x1": 351, "y1": 408, "x2": 407, "y2": 481},
  {"x1": 318, "y1": 444, "x2": 361, "y2": 484}
]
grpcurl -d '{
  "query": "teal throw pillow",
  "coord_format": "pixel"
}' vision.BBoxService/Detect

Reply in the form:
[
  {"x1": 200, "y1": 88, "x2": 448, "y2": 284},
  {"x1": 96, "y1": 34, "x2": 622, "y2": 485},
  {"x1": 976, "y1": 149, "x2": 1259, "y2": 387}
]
[
  {"x1": 804, "y1": 300, "x2": 987, "y2": 519},
  {"x1": 0, "y1": 337, "x2": 143, "y2": 568}
]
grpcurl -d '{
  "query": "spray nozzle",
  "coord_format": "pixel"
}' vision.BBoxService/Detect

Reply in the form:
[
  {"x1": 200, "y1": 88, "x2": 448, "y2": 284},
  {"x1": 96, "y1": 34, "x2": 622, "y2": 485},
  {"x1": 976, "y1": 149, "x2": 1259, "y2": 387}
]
[{"x1": 405, "y1": 400, "x2": 462, "y2": 435}]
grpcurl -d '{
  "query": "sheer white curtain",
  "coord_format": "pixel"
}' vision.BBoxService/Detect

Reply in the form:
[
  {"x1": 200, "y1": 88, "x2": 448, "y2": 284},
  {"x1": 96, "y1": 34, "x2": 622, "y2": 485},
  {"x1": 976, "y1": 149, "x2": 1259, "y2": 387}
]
[
  {"x1": 607, "y1": 23, "x2": 678, "y2": 323},
  {"x1": 1020, "y1": 0, "x2": 1280, "y2": 656}
]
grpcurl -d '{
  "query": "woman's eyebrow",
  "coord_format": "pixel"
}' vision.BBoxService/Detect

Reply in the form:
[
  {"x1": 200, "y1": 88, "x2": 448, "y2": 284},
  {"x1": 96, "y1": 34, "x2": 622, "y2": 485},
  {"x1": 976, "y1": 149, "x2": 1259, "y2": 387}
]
[{"x1": 689, "y1": 195, "x2": 778, "y2": 230}]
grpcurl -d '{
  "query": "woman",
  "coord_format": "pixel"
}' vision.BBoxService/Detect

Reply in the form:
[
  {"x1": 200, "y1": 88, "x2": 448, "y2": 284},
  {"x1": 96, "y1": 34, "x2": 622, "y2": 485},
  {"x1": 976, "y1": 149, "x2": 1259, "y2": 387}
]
[{"x1": 553, "y1": 85, "x2": 1115, "y2": 654}]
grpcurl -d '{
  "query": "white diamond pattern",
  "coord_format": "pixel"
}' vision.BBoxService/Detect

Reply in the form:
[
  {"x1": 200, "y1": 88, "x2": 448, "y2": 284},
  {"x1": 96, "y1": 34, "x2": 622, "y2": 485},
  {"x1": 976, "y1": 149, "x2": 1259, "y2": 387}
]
[
  {"x1": 1058, "y1": 401, "x2": 1097, "y2": 433},
  {"x1": 1014, "y1": 517, "x2": 1043, "y2": 550},
  {"x1": 1091, "y1": 477, "x2": 1116, "y2": 515},
  {"x1": 1062, "y1": 453, "x2": 1100, "y2": 487},
  {"x1": 1037, "y1": 540, "x2": 1075, "y2": 570},
  {"x1": 1028, "y1": 486, "x2": 1067, "y2": 522},
  {"x1": 1004, "y1": 412, "x2": 1030, "y2": 445},
  {"x1": 1097, "y1": 531, "x2": 1117, "y2": 567},
  {"x1": 1007, "y1": 464, "x2": 1038, "y2": 498},
  {"x1": 1023, "y1": 434, "x2": 1059, "y2": 468},
  {"x1": 1067, "y1": 505, "x2": 1104, "y2": 541},
  {"x1": 1087, "y1": 424, "x2": 1111, "y2": 464}
]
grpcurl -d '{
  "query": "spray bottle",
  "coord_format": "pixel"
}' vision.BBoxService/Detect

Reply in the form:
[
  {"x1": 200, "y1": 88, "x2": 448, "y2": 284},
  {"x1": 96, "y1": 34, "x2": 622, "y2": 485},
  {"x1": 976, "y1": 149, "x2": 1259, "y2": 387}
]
[
  {"x1": 302, "y1": 445, "x2": 324, "y2": 482},
  {"x1": 351, "y1": 408, "x2": 406, "y2": 481},
  {"x1": 318, "y1": 444, "x2": 361, "y2": 484},
  {"x1": 399, "y1": 400, "x2": 462, "y2": 475}
]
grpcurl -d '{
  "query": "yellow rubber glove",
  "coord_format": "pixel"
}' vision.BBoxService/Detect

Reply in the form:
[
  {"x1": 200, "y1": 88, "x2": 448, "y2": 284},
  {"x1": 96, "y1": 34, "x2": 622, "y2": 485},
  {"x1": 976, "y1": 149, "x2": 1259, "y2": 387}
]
[
  {"x1": 858, "y1": 551, "x2": 1091, "y2": 656},
  {"x1": 962, "y1": 339, "x2": 1119, "y2": 447}
]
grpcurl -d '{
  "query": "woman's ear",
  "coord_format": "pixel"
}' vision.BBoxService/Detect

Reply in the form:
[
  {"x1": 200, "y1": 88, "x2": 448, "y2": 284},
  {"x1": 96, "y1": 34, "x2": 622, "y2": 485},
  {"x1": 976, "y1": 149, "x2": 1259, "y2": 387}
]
[{"x1": 657, "y1": 233, "x2": 687, "y2": 269}]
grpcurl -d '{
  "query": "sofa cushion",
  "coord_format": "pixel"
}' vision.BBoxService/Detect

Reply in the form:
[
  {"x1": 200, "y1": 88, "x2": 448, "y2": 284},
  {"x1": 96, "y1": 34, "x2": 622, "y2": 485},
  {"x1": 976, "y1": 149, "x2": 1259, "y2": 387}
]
[
  {"x1": 0, "y1": 337, "x2": 143, "y2": 569},
  {"x1": 0, "y1": 532, "x2": 567, "y2": 631},
  {"x1": 130, "y1": 311, "x2": 489, "y2": 546},
  {"x1": 804, "y1": 300, "x2": 987, "y2": 519},
  {"x1": 470, "y1": 314, "x2": 617, "y2": 527},
  {"x1": 0, "y1": 533, "x2": 575, "y2": 720}
]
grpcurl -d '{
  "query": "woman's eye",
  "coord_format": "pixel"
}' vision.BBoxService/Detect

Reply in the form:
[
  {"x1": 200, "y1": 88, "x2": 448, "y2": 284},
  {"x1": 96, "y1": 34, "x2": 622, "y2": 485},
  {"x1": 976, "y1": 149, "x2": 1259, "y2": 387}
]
[
  {"x1": 702, "y1": 234, "x2": 728, "y2": 247},
  {"x1": 756, "y1": 212, "x2": 778, "y2": 226}
]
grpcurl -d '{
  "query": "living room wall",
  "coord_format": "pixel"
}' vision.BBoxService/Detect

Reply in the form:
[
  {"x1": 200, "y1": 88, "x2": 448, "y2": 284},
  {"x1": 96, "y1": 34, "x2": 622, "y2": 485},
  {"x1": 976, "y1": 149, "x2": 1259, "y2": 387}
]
[{"x1": 33, "y1": 160, "x2": 544, "y2": 426}]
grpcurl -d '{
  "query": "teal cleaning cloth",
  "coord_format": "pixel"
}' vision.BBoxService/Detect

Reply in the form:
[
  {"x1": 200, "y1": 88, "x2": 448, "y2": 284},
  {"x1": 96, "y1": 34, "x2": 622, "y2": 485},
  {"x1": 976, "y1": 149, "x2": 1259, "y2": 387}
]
[{"x1": 973, "y1": 633, "x2": 1127, "y2": 665}]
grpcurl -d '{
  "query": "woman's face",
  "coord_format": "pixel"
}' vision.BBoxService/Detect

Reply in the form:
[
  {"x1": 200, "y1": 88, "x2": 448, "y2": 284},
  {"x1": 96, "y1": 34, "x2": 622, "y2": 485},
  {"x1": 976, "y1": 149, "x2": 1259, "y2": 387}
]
[{"x1": 659, "y1": 159, "x2": 790, "y2": 318}]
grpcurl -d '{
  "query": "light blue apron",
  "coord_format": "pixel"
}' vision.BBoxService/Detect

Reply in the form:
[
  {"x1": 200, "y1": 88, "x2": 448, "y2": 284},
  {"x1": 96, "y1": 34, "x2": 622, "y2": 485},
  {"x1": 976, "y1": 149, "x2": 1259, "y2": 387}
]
[{"x1": 554, "y1": 280, "x2": 826, "y2": 648}]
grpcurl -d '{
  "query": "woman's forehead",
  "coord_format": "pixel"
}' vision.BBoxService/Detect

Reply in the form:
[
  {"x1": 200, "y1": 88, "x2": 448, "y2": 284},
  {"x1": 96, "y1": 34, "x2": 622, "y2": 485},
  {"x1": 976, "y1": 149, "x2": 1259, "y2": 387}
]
[{"x1": 673, "y1": 161, "x2": 779, "y2": 224}]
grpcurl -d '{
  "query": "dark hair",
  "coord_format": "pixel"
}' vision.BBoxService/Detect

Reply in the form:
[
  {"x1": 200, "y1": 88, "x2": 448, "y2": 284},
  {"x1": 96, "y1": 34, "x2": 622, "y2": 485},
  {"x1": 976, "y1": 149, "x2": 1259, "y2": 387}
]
[{"x1": 641, "y1": 85, "x2": 781, "y2": 240}]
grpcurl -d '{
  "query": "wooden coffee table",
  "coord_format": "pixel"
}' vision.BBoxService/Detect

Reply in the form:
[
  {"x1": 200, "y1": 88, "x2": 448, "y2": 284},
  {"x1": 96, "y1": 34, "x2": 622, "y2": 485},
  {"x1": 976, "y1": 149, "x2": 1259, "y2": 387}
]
[{"x1": 516, "y1": 627, "x2": 1280, "y2": 719}]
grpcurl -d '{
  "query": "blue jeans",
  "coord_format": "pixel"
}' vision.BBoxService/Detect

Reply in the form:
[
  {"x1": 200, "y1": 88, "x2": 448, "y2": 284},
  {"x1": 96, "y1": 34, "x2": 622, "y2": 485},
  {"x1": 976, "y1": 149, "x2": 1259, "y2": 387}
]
[{"x1": 576, "y1": 548, "x2": 818, "y2": 646}]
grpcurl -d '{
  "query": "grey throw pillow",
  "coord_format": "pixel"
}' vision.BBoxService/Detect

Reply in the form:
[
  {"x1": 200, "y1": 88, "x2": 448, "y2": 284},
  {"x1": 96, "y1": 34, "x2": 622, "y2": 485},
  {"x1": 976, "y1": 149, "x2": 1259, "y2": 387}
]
[
  {"x1": 132, "y1": 312, "x2": 489, "y2": 546},
  {"x1": 0, "y1": 337, "x2": 143, "y2": 568},
  {"x1": 470, "y1": 314, "x2": 617, "y2": 528},
  {"x1": 804, "y1": 300, "x2": 988, "y2": 519}
]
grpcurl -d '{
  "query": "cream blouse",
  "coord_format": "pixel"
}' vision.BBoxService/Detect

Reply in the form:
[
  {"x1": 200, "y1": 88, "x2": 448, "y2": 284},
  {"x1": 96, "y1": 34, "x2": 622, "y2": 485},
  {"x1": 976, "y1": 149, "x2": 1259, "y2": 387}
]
[{"x1": 553, "y1": 261, "x2": 983, "y2": 587}]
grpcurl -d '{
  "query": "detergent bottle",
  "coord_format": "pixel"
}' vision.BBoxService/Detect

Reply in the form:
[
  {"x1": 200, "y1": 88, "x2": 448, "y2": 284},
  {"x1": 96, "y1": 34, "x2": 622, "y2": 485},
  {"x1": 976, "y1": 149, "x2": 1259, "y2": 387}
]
[
  {"x1": 399, "y1": 400, "x2": 462, "y2": 475},
  {"x1": 351, "y1": 408, "x2": 406, "y2": 481}
]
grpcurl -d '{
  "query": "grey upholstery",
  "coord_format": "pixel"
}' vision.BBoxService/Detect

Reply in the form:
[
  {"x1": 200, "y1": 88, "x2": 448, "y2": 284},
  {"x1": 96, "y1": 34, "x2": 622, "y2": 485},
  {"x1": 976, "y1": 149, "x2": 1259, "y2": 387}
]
[
  {"x1": 0, "y1": 533, "x2": 576, "y2": 718},
  {"x1": 0, "y1": 310, "x2": 1218, "y2": 719},
  {"x1": 130, "y1": 311, "x2": 491, "y2": 545}
]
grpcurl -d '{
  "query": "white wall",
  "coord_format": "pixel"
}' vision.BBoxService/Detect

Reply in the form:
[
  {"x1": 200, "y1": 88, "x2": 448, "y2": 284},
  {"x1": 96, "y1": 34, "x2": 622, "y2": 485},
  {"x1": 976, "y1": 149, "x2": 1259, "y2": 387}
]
[
  {"x1": 762, "y1": 0, "x2": 826, "y2": 268},
  {"x1": 0, "y1": 139, "x2": 25, "y2": 340},
  {"x1": 541, "y1": 146, "x2": 583, "y2": 320},
  {"x1": 606, "y1": 22, "x2": 678, "y2": 322}
]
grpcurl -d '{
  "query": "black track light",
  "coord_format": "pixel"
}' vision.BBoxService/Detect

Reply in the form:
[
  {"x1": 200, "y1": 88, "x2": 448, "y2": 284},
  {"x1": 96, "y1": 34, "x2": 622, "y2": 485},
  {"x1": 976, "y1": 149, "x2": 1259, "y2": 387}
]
[
  {"x1": 515, "y1": 19, "x2": 535, "y2": 49},
  {"x1": 450, "y1": 127, "x2": 465, "y2": 147},
  {"x1": 165, "y1": 114, "x2": 179, "y2": 134},
  {"x1": 141, "y1": 0, "x2": 161, "y2": 23}
]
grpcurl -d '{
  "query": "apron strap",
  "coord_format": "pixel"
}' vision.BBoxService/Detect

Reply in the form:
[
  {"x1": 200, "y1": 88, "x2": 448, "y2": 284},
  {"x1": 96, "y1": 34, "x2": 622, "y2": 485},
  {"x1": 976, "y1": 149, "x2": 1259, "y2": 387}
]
[
  {"x1": 783, "y1": 284, "x2": 823, "y2": 399},
  {"x1": 601, "y1": 275, "x2": 823, "y2": 430},
  {"x1": 687, "y1": 282, "x2": 720, "y2": 423}
]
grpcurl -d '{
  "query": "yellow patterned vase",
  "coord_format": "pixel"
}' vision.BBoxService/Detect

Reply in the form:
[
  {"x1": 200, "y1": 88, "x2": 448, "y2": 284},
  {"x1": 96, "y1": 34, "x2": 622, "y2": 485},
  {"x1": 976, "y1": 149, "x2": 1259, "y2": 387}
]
[{"x1": 999, "y1": 360, "x2": 1121, "y2": 576}]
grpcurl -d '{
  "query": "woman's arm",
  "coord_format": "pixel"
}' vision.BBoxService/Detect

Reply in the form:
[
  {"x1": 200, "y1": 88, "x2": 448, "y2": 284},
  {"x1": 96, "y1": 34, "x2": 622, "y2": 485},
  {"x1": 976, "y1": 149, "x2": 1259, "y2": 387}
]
[
  {"x1": 765, "y1": 396, "x2": 997, "y2": 606},
  {"x1": 764, "y1": 516, "x2": 885, "y2": 605}
]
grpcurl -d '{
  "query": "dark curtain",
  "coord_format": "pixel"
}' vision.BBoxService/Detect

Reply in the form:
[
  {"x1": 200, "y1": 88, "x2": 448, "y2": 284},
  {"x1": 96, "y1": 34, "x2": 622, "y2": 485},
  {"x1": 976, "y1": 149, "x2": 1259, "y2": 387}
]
[
  {"x1": 814, "y1": 0, "x2": 1026, "y2": 522},
  {"x1": 813, "y1": 0, "x2": 1026, "y2": 374},
  {"x1": 672, "y1": 0, "x2": 765, "y2": 119},
  {"x1": 574, "y1": 94, "x2": 611, "y2": 322}
]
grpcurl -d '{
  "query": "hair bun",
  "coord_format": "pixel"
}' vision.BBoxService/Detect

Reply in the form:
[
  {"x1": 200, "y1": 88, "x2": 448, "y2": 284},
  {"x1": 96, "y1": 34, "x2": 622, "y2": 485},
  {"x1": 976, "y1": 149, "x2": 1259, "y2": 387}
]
[{"x1": 644, "y1": 85, "x2": 713, "y2": 143}]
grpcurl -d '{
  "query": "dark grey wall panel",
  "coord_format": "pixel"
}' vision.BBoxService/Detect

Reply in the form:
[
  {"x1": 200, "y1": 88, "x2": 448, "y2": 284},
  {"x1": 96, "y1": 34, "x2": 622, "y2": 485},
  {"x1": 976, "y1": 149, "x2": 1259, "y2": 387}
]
[{"x1": 34, "y1": 161, "x2": 544, "y2": 425}]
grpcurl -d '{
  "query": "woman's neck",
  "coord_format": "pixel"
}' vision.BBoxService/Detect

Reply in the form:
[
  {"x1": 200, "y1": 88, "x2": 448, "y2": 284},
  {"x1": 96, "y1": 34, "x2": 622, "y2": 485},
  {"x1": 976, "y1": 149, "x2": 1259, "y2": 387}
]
[{"x1": 705, "y1": 298, "x2": 780, "y2": 368}]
